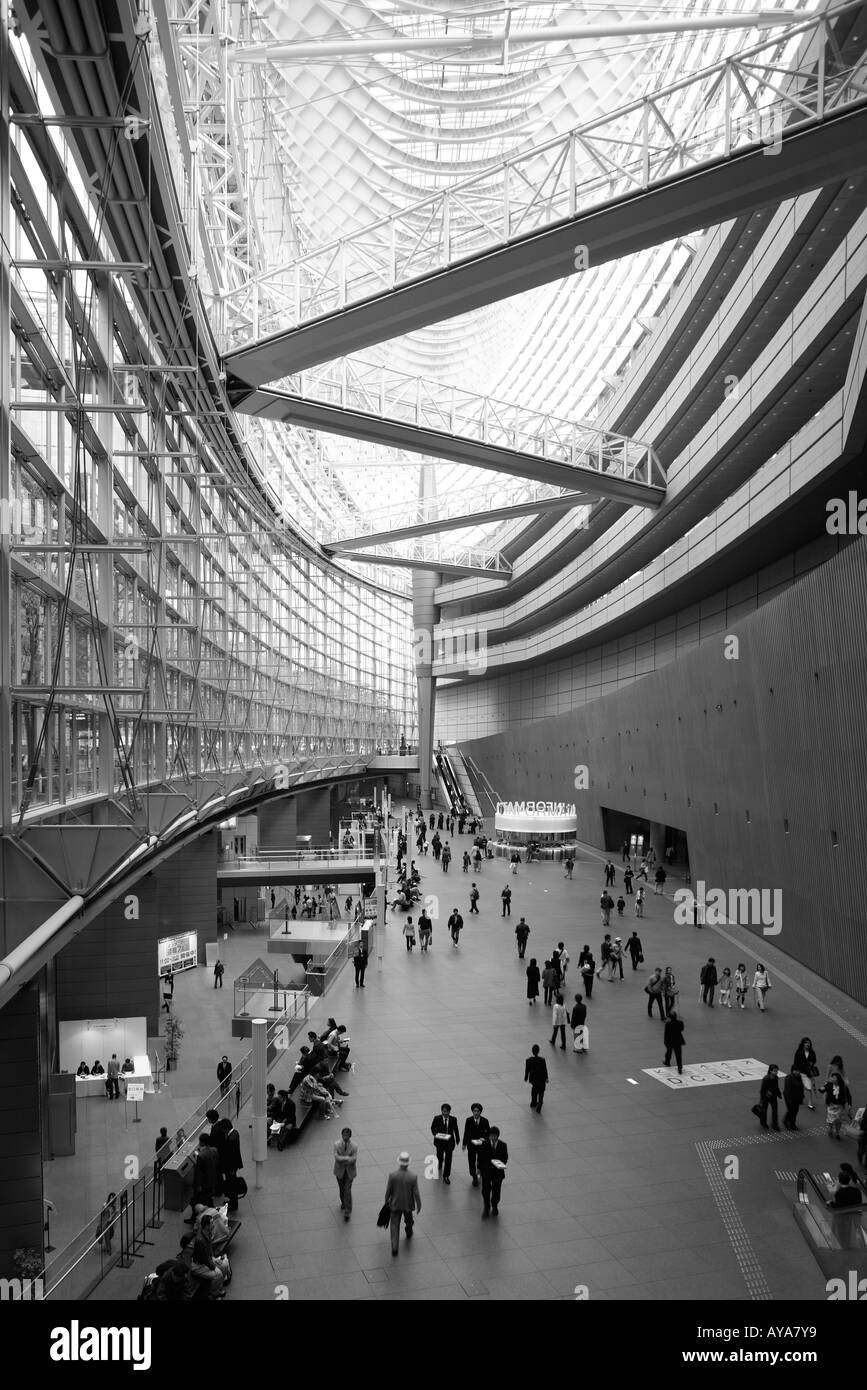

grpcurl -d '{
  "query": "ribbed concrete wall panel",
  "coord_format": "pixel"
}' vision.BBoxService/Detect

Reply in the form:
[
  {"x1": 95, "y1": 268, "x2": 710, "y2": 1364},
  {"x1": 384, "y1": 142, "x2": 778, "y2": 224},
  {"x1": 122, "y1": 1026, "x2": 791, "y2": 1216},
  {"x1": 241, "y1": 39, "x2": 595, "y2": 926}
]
[{"x1": 459, "y1": 540, "x2": 867, "y2": 1007}]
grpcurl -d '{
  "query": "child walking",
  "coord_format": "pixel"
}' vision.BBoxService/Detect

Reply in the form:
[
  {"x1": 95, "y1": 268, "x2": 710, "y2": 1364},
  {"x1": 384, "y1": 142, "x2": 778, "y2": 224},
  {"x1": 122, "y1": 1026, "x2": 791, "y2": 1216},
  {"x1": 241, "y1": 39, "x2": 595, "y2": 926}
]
[
  {"x1": 734, "y1": 963, "x2": 748, "y2": 1009},
  {"x1": 719, "y1": 967, "x2": 733, "y2": 1008}
]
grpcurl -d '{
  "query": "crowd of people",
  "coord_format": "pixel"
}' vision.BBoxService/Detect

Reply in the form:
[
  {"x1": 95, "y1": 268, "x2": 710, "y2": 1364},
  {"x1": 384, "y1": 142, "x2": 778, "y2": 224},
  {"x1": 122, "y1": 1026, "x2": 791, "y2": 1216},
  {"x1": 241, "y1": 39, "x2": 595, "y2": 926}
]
[{"x1": 141, "y1": 803, "x2": 865, "y2": 1299}]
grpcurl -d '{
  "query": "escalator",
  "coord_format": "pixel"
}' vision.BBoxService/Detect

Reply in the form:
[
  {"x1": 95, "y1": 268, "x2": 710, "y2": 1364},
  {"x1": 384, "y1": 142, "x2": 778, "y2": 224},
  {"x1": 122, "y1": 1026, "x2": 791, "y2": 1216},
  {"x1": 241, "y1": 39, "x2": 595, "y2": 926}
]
[
  {"x1": 793, "y1": 1168, "x2": 867, "y2": 1284},
  {"x1": 461, "y1": 751, "x2": 499, "y2": 819},
  {"x1": 434, "y1": 748, "x2": 464, "y2": 815}
]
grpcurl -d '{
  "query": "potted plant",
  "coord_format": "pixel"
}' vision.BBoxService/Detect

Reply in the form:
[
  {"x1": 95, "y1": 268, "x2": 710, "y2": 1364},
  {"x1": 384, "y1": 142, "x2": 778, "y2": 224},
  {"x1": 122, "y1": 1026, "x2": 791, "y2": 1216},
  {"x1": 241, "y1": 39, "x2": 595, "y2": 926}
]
[
  {"x1": 13, "y1": 1246, "x2": 44, "y2": 1297},
  {"x1": 164, "y1": 1013, "x2": 184, "y2": 1071}
]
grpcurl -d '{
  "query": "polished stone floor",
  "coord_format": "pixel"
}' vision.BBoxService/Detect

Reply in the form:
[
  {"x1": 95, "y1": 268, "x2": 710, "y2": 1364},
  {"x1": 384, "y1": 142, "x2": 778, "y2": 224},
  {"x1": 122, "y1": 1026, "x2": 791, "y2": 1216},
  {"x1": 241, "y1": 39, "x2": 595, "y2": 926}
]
[{"x1": 90, "y1": 821, "x2": 866, "y2": 1302}]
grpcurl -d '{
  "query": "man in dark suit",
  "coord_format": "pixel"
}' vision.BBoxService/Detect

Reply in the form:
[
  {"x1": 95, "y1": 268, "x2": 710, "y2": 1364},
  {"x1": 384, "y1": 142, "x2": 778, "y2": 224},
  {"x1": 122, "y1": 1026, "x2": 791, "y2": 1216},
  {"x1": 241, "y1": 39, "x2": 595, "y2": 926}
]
[
  {"x1": 430, "y1": 1103, "x2": 460, "y2": 1184},
  {"x1": 479, "y1": 1128, "x2": 509, "y2": 1217},
  {"x1": 384, "y1": 1152, "x2": 422, "y2": 1256},
  {"x1": 190, "y1": 1133, "x2": 220, "y2": 1215},
  {"x1": 216, "y1": 1055, "x2": 232, "y2": 1098},
  {"x1": 461, "y1": 1103, "x2": 490, "y2": 1187},
  {"x1": 663, "y1": 1011, "x2": 685, "y2": 1074},
  {"x1": 217, "y1": 1117, "x2": 244, "y2": 1212},
  {"x1": 353, "y1": 942, "x2": 368, "y2": 986},
  {"x1": 524, "y1": 1044, "x2": 549, "y2": 1112},
  {"x1": 205, "y1": 1108, "x2": 226, "y2": 1183},
  {"x1": 305, "y1": 1031, "x2": 327, "y2": 1068}
]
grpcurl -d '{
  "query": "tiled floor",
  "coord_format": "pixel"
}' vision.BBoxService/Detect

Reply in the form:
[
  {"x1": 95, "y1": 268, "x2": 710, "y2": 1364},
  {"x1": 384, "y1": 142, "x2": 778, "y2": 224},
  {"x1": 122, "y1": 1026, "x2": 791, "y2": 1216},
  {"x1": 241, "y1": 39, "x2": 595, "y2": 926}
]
[{"x1": 87, "y1": 820, "x2": 866, "y2": 1302}]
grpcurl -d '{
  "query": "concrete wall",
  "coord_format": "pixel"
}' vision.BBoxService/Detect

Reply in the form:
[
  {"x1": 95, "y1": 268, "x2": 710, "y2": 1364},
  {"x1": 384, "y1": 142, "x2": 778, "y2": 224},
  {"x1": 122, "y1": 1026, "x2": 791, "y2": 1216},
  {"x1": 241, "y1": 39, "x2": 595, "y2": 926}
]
[
  {"x1": 459, "y1": 539, "x2": 867, "y2": 1008},
  {"x1": 55, "y1": 834, "x2": 219, "y2": 1037},
  {"x1": 294, "y1": 787, "x2": 332, "y2": 844},
  {"x1": 258, "y1": 796, "x2": 297, "y2": 851},
  {"x1": 0, "y1": 986, "x2": 43, "y2": 1275}
]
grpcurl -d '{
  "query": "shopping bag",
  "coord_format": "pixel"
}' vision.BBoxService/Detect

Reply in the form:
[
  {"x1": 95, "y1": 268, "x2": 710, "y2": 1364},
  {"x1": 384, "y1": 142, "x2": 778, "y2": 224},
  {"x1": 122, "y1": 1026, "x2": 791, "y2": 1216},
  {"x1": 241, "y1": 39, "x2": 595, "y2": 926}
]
[
  {"x1": 573, "y1": 1025, "x2": 589, "y2": 1053},
  {"x1": 376, "y1": 1203, "x2": 391, "y2": 1229}
]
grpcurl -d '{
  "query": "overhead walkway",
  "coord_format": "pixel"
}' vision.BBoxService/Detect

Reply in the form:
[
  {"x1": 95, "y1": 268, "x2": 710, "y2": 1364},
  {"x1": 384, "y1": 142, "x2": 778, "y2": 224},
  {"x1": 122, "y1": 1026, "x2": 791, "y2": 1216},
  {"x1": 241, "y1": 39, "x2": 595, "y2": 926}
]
[
  {"x1": 230, "y1": 367, "x2": 665, "y2": 508},
  {"x1": 218, "y1": 850, "x2": 379, "y2": 887},
  {"x1": 223, "y1": 6, "x2": 867, "y2": 382},
  {"x1": 332, "y1": 482, "x2": 593, "y2": 550},
  {"x1": 332, "y1": 541, "x2": 512, "y2": 579}
]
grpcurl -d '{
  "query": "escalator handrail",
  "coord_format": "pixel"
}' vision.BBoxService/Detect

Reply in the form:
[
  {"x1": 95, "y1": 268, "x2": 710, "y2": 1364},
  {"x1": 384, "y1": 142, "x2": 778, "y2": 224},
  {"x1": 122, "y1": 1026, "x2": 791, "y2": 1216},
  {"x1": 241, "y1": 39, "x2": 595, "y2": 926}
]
[
  {"x1": 797, "y1": 1166, "x2": 867, "y2": 1210},
  {"x1": 462, "y1": 751, "x2": 499, "y2": 813}
]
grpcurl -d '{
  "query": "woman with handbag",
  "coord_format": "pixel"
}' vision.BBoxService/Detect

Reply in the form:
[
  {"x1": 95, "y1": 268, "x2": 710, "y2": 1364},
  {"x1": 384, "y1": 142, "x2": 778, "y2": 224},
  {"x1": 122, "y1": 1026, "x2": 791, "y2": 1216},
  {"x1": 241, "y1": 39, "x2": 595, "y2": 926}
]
[
  {"x1": 752, "y1": 964, "x2": 771, "y2": 1011},
  {"x1": 792, "y1": 1038, "x2": 819, "y2": 1111}
]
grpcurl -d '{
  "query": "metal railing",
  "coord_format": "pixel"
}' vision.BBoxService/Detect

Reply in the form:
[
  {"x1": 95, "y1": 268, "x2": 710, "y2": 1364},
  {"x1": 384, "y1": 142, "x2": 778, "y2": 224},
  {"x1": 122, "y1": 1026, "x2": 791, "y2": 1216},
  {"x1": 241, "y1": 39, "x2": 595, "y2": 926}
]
[
  {"x1": 304, "y1": 926, "x2": 362, "y2": 997},
  {"x1": 220, "y1": 848, "x2": 381, "y2": 871},
  {"x1": 219, "y1": 4, "x2": 867, "y2": 349},
  {"x1": 41, "y1": 991, "x2": 311, "y2": 1302},
  {"x1": 280, "y1": 360, "x2": 661, "y2": 487}
]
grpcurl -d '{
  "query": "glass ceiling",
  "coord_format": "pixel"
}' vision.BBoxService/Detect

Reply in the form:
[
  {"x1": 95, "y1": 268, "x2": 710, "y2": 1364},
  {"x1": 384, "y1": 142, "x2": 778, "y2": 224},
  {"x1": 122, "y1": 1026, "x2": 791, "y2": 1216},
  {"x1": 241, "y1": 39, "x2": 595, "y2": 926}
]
[{"x1": 214, "y1": 0, "x2": 813, "y2": 561}]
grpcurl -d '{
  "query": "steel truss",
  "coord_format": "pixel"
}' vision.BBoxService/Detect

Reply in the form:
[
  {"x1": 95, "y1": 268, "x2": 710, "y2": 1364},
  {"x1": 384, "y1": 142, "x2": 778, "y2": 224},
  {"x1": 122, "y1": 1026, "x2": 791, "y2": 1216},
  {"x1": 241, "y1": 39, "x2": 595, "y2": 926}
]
[
  {"x1": 221, "y1": 2, "x2": 867, "y2": 375},
  {"x1": 332, "y1": 480, "x2": 593, "y2": 549},
  {"x1": 329, "y1": 539, "x2": 513, "y2": 579},
  {"x1": 2, "y1": 0, "x2": 417, "y2": 842},
  {"x1": 238, "y1": 358, "x2": 664, "y2": 497}
]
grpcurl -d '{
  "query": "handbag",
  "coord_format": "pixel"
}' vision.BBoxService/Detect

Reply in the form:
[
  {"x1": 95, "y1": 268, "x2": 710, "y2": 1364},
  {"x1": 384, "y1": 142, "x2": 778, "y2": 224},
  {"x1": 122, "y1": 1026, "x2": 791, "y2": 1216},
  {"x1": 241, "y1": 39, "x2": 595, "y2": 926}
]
[
  {"x1": 376, "y1": 1202, "x2": 391, "y2": 1229},
  {"x1": 638, "y1": 953, "x2": 644, "y2": 964}
]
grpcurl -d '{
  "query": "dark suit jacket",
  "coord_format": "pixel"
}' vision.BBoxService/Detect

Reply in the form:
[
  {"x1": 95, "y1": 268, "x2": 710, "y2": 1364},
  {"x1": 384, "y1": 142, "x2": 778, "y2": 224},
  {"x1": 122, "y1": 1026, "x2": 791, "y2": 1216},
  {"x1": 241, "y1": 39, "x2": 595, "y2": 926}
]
[
  {"x1": 478, "y1": 1138, "x2": 509, "y2": 1174},
  {"x1": 431, "y1": 1114, "x2": 460, "y2": 1147},
  {"x1": 462, "y1": 1115, "x2": 491, "y2": 1147},
  {"x1": 216, "y1": 1060, "x2": 232, "y2": 1082},
  {"x1": 570, "y1": 1002, "x2": 587, "y2": 1028},
  {"x1": 222, "y1": 1127, "x2": 243, "y2": 1173},
  {"x1": 193, "y1": 1143, "x2": 220, "y2": 1195},
  {"x1": 524, "y1": 1055, "x2": 548, "y2": 1086}
]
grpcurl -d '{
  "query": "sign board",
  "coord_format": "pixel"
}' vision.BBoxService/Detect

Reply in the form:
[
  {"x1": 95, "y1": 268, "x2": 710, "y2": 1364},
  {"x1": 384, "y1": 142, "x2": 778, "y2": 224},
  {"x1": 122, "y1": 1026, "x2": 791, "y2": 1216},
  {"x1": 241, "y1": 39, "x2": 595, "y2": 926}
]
[
  {"x1": 643, "y1": 1057, "x2": 768, "y2": 1090},
  {"x1": 158, "y1": 932, "x2": 198, "y2": 975},
  {"x1": 495, "y1": 800, "x2": 578, "y2": 836},
  {"x1": 126, "y1": 1083, "x2": 145, "y2": 1103}
]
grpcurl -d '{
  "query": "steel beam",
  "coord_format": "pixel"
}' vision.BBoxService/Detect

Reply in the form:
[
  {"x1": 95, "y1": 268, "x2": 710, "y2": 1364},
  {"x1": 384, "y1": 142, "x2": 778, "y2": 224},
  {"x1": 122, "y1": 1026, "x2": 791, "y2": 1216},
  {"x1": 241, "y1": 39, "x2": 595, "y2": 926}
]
[
  {"x1": 230, "y1": 390, "x2": 665, "y2": 505},
  {"x1": 329, "y1": 549, "x2": 511, "y2": 579},
  {"x1": 224, "y1": 105, "x2": 867, "y2": 384},
  {"x1": 333, "y1": 491, "x2": 593, "y2": 548}
]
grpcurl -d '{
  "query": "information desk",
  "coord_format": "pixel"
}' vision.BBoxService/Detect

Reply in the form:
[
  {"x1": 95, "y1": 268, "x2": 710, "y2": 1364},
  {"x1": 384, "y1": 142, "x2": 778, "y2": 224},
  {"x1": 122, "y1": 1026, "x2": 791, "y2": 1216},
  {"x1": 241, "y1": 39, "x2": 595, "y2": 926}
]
[
  {"x1": 266, "y1": 918, "x2": 352, "y2": 957},
  {"x1": 74, "y1": 1055, "x2": 154, "y2": 1096}
]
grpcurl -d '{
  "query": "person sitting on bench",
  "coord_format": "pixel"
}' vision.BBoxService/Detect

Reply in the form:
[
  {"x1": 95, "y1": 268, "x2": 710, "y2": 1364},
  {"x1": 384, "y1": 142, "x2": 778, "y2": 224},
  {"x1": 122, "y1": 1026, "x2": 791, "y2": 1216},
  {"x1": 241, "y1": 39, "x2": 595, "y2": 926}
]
[
  {"x1": 192, "y1": 1204, "x2": 231, "y2": 1248},
  {"x1": 272, "y1": 1090, "x2": 297, "y2": 1150},
  {"x1": 299, "y1": 1072, "x2": 338, "y2": 1119},
  {"x1": 314, "y1": 1060, "x2": 349, "y2": 1099},
  {"x1": 188, "y1": 1217, "x2": 227, "y2": 1299}
]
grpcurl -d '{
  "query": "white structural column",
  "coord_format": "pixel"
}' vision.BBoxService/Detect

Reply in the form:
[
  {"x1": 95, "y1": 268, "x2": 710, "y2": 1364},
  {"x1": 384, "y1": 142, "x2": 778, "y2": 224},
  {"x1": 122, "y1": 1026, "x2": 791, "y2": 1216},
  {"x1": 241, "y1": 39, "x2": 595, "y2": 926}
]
[
  {"x1": 251, "y1": 1018, "x2": 267, "y2": 1188},
  {"x1": 412, "y1": 465, "x2": 440, "y2": 811}
]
